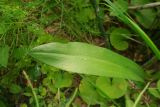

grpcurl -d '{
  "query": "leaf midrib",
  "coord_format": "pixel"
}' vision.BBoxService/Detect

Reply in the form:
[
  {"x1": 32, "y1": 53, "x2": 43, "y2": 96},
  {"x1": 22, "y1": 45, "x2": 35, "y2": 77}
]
[{"x1": 30, "y1": 52, "x2": 144, "y2": 81}]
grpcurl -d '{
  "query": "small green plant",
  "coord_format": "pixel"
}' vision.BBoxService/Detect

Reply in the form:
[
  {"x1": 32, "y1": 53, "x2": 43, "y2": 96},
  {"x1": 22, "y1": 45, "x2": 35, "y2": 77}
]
[
  {"x1": 96, "y1": 77, "x2": 128, "y2": 99},
  {"x1": 109, "y1": 28, "x2": 132, "y2": 51},
  {"x1": 104, "y1": 0, "x2": 160, "y2": 59}
]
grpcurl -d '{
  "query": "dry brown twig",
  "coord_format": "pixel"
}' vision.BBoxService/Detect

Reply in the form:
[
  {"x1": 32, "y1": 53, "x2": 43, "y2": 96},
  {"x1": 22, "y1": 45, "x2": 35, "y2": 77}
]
[{"x1": 129, "y1": 2, "x2": 160, "y2": 10}]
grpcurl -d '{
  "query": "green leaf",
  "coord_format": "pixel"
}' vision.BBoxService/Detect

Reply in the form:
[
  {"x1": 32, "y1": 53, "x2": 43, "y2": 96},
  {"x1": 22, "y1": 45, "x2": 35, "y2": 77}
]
[
  {"x1": 110, "y1": 28, "x2": 132, "y2": 50},
  {"x1": 113, "y1": 0, "x2": 128, "y2": 14},
  {"x1": 0, "y1": 45, "x2": 9, "y2": 67},
  {"x1": 53, "y1": 71, "x2": 73, "y2": 88},
  {"x1": 79, "y1": 78, "x2": 104, "y2": 105},
  {"x1": 29, "y1": 42, "x2": 145, "y2": 82},
  {"x1": 125, "y1": 94, "x2": 134, "y2": 107},
  {"x1": 76, "y1": 8, "x2": 95, "y2": 23},
  {"x1": 96, "y1": 77, "x2": 127, "y2": 99},
  {"x1": 148, "y1": 88, "x2": 160, "y2": 98},
  {"x1": 100, "y1": 103, "x2": 108, "y2": 107},
  {"x1": 157, "y1": 79, "x2": 160, "y2": 92},
  {"x1": 39, "y1": 86, "x2": 47, "y2": 96},
  {"x1": 20, "y1": 103, "x2": 28, "y2": 107},
  {"x1": 9, "y1": 84, "x2": 22, "y2": 94}
]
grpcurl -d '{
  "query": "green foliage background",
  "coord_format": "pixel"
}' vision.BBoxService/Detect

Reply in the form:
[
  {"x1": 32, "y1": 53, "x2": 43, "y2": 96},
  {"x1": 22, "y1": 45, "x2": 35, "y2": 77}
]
[{"x1": 0, "y1": 0, "x2": 160, "y2": 107}]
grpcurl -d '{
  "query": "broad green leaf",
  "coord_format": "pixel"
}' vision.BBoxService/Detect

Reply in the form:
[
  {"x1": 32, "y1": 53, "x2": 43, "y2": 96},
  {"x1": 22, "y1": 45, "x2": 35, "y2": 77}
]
[
  {"x1": 96, "y1": 77, "x2": 127, "y2": 99},
  {"x1": 79, "y1": 78, "x2": 104, "y2": 105},
  {"x1": 42, "y1": 78, "x2": 57, "y2": 94},
  {"x1": 125, "y1": 94, "x2": 134, "y2": 107},
  {"x1": 110, "y1": 28, "x2": 132, "y2": 51},
  {"x1": 0, "y1": 45, "x2": 9, "y2": 67},
  {"x1": 29, "y1": 42, "x2": 145, "y2": 82},
  {"x1": 53, "y1": 71, "x2": 73, "y2": 88}
]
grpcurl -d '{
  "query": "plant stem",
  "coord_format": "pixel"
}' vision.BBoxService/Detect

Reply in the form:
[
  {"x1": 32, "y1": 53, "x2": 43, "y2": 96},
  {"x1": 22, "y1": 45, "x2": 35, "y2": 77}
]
[
  {"x1": 65, "y1": 88, "x2": 78, "y2": 107},
  {"x1": 57, "y1": 88, "x2": 61, "y2": 106},
  {"x1": 133, "y1": 82, "x2": 150, "y2": 107},
  {"x1": 129, "y1": 2, "x2": 160, "y2": 10},
  {"x1": 22, "y1": 70, "x2": 39, "y2": 107}
]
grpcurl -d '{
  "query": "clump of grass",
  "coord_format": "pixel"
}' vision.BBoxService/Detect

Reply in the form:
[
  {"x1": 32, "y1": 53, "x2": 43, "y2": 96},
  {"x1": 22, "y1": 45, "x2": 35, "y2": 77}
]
[{"x1": 104, "y1": 0, "x2": 160, "y2": 60}]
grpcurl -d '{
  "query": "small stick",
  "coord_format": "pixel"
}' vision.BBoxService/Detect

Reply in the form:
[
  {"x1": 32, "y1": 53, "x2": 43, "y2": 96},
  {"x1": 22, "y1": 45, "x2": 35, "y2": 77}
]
[{"x1": 129, "y1": 2, "x2": 160, "y2": 10}]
